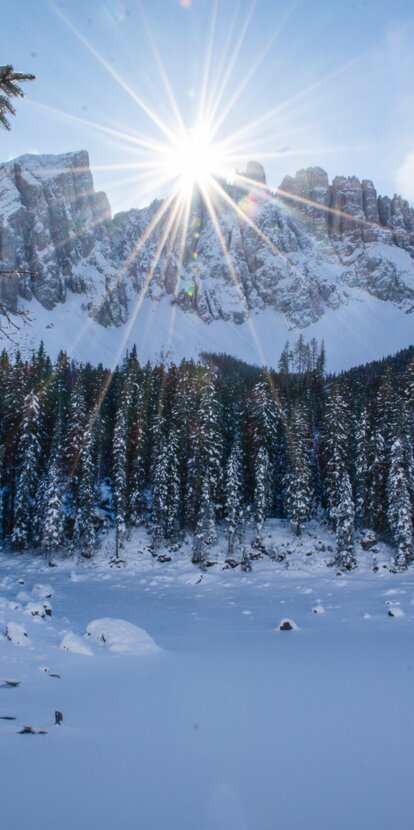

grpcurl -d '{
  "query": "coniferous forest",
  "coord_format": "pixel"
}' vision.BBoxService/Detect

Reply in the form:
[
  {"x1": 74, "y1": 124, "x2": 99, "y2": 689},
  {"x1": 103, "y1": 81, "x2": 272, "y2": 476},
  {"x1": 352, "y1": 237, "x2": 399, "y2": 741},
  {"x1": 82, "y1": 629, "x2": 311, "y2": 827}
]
[{"x1": 0, "y1": 338, "x2": 413, "y2": 571}]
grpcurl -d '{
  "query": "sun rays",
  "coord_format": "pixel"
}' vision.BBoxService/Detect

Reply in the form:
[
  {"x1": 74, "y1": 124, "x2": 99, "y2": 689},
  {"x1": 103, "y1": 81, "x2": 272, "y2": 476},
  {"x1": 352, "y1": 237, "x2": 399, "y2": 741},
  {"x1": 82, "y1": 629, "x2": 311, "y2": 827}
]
[{"x1": 12, "y1": 0, "x2": 409, "y2": 459}]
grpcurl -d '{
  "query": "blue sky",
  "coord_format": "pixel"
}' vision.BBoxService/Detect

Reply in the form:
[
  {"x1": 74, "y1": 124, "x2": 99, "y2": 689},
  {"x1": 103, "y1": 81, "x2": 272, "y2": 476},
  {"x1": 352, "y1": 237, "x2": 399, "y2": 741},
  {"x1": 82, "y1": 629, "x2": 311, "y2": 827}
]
[{"x1": 2, "y1": 0, "x2": 414, "y2": 212}]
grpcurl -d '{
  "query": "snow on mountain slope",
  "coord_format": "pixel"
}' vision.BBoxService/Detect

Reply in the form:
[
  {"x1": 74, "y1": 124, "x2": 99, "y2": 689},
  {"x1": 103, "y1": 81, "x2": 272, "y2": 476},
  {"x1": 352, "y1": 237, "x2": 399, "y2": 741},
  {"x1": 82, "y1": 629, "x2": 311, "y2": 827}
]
[
  {"x1": 7, "y1": 289, "x2": 414, "y2": 372},
  {"x1": 1, "y1": 150, "x2": 414, "y2": 369},
  {"x1": 1, "y1": 524, "x2": 414, "y2": 830}
]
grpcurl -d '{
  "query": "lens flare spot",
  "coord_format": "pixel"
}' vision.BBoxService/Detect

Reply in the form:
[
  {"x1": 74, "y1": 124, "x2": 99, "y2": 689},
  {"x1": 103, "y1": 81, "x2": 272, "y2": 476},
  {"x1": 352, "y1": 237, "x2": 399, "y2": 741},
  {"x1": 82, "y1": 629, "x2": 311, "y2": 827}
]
[
  {"x1": 101, "y1": 0, "x2": 127, "y2": 25},
  {"x1": 238, "y1": 193, "x2": 258, "y2": 218}
]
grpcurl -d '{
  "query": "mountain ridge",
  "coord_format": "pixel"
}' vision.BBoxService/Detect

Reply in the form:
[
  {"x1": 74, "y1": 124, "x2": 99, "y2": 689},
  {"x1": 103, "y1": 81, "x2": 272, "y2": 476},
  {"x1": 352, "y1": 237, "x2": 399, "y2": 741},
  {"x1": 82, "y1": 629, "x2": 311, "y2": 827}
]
[{"x1": 0, "y1": 149, "x2": 413, "y2": 369}]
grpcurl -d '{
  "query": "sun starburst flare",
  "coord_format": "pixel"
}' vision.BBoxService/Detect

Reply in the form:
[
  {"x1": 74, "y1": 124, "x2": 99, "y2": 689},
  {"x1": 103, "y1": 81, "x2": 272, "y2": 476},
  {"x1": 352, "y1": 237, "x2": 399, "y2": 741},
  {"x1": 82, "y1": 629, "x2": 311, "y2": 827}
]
[{"x1": 22, "y1": 0, "x2": 405, "y2": 458}]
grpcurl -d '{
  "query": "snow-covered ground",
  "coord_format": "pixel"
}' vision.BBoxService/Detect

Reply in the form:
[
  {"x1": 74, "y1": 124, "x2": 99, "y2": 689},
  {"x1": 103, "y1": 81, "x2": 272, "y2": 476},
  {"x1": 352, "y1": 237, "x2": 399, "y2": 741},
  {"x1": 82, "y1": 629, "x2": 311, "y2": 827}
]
[
  {"x1": 6, "y1": 288, "x2": 414, "y2": 373},
  {"x1": 1, "y1": 521, "x2": 414, "y2": 830}
]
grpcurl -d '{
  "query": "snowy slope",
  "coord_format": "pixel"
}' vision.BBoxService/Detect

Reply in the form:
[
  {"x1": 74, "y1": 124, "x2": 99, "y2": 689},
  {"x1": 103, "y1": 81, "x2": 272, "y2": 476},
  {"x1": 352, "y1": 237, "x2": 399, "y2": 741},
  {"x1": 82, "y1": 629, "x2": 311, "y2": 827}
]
[
  {"x1": 6, "y1": 289, "x2": 414, "y2": 372},
  {"x1": 1, "y1": 522, "x2": 414, "y2": 830}
]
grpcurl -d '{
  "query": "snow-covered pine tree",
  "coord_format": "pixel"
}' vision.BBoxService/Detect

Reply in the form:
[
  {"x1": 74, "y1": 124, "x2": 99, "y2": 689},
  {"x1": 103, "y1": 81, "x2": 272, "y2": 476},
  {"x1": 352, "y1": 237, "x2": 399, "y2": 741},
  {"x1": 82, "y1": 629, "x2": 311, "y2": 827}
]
[
  {"x1": 186, "y1": 365, "x2": 223, "y2": 529},
  {"x1": 41, "y1": 445, "x2": 65, "y2": 559},
  {"x1": 402, "y1": 364, "x2": 414, "y2": 508},
  {"x1": 198, "y1": 367, "x2": 223, "y2": 503},
  {"x1": 11, "y1": 392, "x2": 42, "y2": 549},
  {"x1": 113, "y1": 401, "x2": 128, "y2": 545},
  {"x1": 63, "y1": 380, "x2": 88, "y2": 478},
  {"x1": 354, "y1": 406, "x2": 370, "y2": 526},
  {"x1": 164, "y1": 428, "x2": 182, "y2": 542},
  {"x1": 334, "y1": 470, "x2": 356, "y2": 570},
  {"x1": 387, "y1": 437, "x2": 413, "y2": 570},
  {"x1": 224, "y1": 437, "x2": 244, "y2": 554},
  {"x1": 284, "y1": 403, "x2": 313, "y2": 536},
  {"x1": 151, "y1": 431, "x2": 169, "y2": 546},
  {"x1": 127, "y1": 359, "x2": 151, "y2": 525},
  {"x1": 253, "y1": 445, "x2": 271, "y2": 543},
  {"x1": 0, "y1": 351, "x2": 29, "y2": 538},
  {"x1": 366, "y1": 428, "x2": 387, "y2": 532},
  {"x1": 192, "y1": 476, "x2": 216, "y2": 568},
  {"x1": 73, "y1": 429, "x2": 97, "y2": 559},
  {"x1": 323, "y1": 384, "x2": 350, "y2": 526},
  {"x1": 250, "y1": 370, "x2": 280, "y2": 456}
]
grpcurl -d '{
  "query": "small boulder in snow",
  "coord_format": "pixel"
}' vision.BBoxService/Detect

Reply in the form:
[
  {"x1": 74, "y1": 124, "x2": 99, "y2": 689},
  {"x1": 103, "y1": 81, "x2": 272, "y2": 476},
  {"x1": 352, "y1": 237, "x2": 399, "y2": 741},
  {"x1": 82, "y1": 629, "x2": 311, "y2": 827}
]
[
  {"x1": 25, "y1": 602, "x2": 47, "y2": 619},
  {"x1": 60, "y1": 632, "x2": 93, "y2": 656},
  {"x1": 277, "y1": 618, "x2": 298, "y2": 632},
  {"x1": 361, "y1": 530, "x2": 377, "y2": 550},
  {"x1": 32, "y1": 584, "x2": 53, "y2": 599},
  {"x1": 85, "y1": 618, "x2": 160, "y2": 655},
  {"x1": 6, "y1": 622, "x2": 29, "y2": 646},
  {"x1": 312, "y1": 605, "x2": 325, "y2": 615},
  {"x1": 387, "y1": 606, "x2": 404, "y2": 618}
]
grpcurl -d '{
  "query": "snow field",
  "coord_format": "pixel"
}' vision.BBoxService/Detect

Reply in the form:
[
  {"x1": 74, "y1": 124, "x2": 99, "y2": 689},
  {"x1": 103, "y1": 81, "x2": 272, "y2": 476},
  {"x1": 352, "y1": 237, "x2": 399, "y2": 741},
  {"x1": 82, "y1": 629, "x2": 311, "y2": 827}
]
[{"x1": 1, "y1": 520, "x2": 414, "y2": 830}]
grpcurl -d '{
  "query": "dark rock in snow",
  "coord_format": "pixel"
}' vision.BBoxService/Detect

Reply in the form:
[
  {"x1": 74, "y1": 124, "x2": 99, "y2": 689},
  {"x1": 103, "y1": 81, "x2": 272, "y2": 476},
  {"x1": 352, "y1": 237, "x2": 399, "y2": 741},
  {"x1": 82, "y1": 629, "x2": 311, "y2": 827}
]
[
  {"x1": 18, "y1": 725, "x2": 48, "y2": 735},
  {"x1": 361, "y1": 530, "x2": 377, "y2": 550}
]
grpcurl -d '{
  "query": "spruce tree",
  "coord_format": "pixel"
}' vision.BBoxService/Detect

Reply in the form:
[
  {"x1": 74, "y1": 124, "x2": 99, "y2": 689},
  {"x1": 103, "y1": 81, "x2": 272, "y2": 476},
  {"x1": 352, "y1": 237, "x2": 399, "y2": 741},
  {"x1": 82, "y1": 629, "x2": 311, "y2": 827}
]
[
  {"x1": 323, "y1": 384, "x2": 350, "y2": 526},
  {"x1": 366, "y1": 429, "x2": 387, "y2": 532},
  {"x1": 284, "y1": 403, "x2": 313, "y2": 536},
  {"x1": 354, "y1": 407, "x2": 370, "y2": 525},
  {"x1": 192, "y1": 476, "x2": 216, "y2": 567},
  {"x1": 387, "y1": 437, "x2": 413, "y2": 570},
  {"x1": 12, "y1": 392, "x2": 42, "y2": 549},
  {"x1": 73, "y1": 430, "x2": 96, "y2": 558},
  {"x1": 334, "y1": 471, "x2": 356, "y2": 570},
  {"x1": 185, "y1": 366, "x2": 223, "y2": 529},
  {"x1": 224, "y1": 438, "x2": 244, "y2": 554},
  {"x1": 253, "y1": 445, "x2": 271, "y2": 543},
  {"x1": 41, "y1": 455, "x2": 65, "y2": 559},
  {"x1": 113, "y1": 402, "x2": 128, "y2": 545}
]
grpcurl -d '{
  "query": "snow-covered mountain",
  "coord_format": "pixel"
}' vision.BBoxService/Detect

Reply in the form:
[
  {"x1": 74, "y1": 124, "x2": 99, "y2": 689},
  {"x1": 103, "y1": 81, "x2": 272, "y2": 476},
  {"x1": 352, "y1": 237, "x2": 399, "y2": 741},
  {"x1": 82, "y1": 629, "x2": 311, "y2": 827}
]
[{"x1": 1, "y1": 149, "x2": 413, "y2": 370}]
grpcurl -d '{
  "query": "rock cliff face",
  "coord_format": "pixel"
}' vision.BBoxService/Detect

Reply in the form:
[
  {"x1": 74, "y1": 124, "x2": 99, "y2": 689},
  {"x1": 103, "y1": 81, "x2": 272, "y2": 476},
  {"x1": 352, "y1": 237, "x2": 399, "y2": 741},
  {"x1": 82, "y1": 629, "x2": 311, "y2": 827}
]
[{"x1": 1, "y1": 151, "x2": 414, "y2": 333}]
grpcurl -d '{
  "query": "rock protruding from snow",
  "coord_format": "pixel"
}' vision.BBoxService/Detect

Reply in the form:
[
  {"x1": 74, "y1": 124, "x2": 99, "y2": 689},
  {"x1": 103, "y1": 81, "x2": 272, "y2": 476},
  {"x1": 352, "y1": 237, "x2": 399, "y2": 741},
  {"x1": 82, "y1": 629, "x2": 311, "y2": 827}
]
[
  {"x1": 387, "y1": 606, "x2": 405, "y2": 618},
  {"x1": 60, "y1": 632, "x2": 93, "y2": 656},
  {"x1": 6, "y1": 622, "x2": 29, "y2": 645},
  {"x1": 277, "y1": 618, "x2": 298, "y2": 631},
  {"x1": 85, "y1": 618, "x2": 160, "y2": 655},
  {"x1": 31, "y1": 584, "x2": 54, "y2": 599},
  {"x1": 25, "y1": 602, "x2": 49, "y2": 619}
]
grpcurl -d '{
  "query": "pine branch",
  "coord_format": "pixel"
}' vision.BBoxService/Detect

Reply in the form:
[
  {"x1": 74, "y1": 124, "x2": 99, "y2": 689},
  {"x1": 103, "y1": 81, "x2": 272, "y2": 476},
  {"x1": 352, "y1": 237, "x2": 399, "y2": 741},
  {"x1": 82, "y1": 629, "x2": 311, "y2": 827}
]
[{"x1": 0, "y1": 64, "x2": 35, "y2": 130}]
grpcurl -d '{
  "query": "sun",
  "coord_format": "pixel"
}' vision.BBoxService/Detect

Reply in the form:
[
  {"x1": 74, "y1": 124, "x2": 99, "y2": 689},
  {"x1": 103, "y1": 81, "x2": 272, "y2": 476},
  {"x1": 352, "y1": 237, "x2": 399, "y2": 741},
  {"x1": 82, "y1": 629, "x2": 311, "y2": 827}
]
[{"x1": 165, "y1": 125, "x2": 232, "y2": 196}]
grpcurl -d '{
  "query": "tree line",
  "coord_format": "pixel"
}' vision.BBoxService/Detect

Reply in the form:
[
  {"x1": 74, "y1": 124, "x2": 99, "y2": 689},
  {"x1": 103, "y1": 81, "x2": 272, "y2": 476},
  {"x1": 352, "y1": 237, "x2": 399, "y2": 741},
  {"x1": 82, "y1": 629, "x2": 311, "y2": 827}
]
[{"x1": 0, "y1": 339, "x2": 413, "y2": 570}]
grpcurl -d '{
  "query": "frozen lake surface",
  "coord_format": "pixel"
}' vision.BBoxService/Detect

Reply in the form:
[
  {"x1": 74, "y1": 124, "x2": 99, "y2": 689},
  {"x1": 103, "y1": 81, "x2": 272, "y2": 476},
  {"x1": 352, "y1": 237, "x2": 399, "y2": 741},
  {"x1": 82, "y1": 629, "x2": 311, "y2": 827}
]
[{"x1": 1, "y1": 524, "x2": 414, "y2": 830}]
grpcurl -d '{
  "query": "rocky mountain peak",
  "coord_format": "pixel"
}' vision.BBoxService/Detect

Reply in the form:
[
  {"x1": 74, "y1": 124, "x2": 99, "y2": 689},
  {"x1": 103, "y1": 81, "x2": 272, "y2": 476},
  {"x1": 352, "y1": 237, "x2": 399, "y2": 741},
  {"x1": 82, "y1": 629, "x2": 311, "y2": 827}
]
[
  {"x1": 243, "y1": 160, "x2": 267, "y2": 184},
  {"x1": 0, "y1": 150, "x2": 414, "y2": 340}
]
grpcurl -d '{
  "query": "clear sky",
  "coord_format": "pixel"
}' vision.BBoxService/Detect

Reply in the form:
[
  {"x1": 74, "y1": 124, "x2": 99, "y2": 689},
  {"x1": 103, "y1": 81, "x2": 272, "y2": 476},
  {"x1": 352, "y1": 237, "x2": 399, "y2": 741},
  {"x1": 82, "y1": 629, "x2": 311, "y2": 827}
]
[{"x1": 2, "y1": 0, "x2": 414, "y2": 213}]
